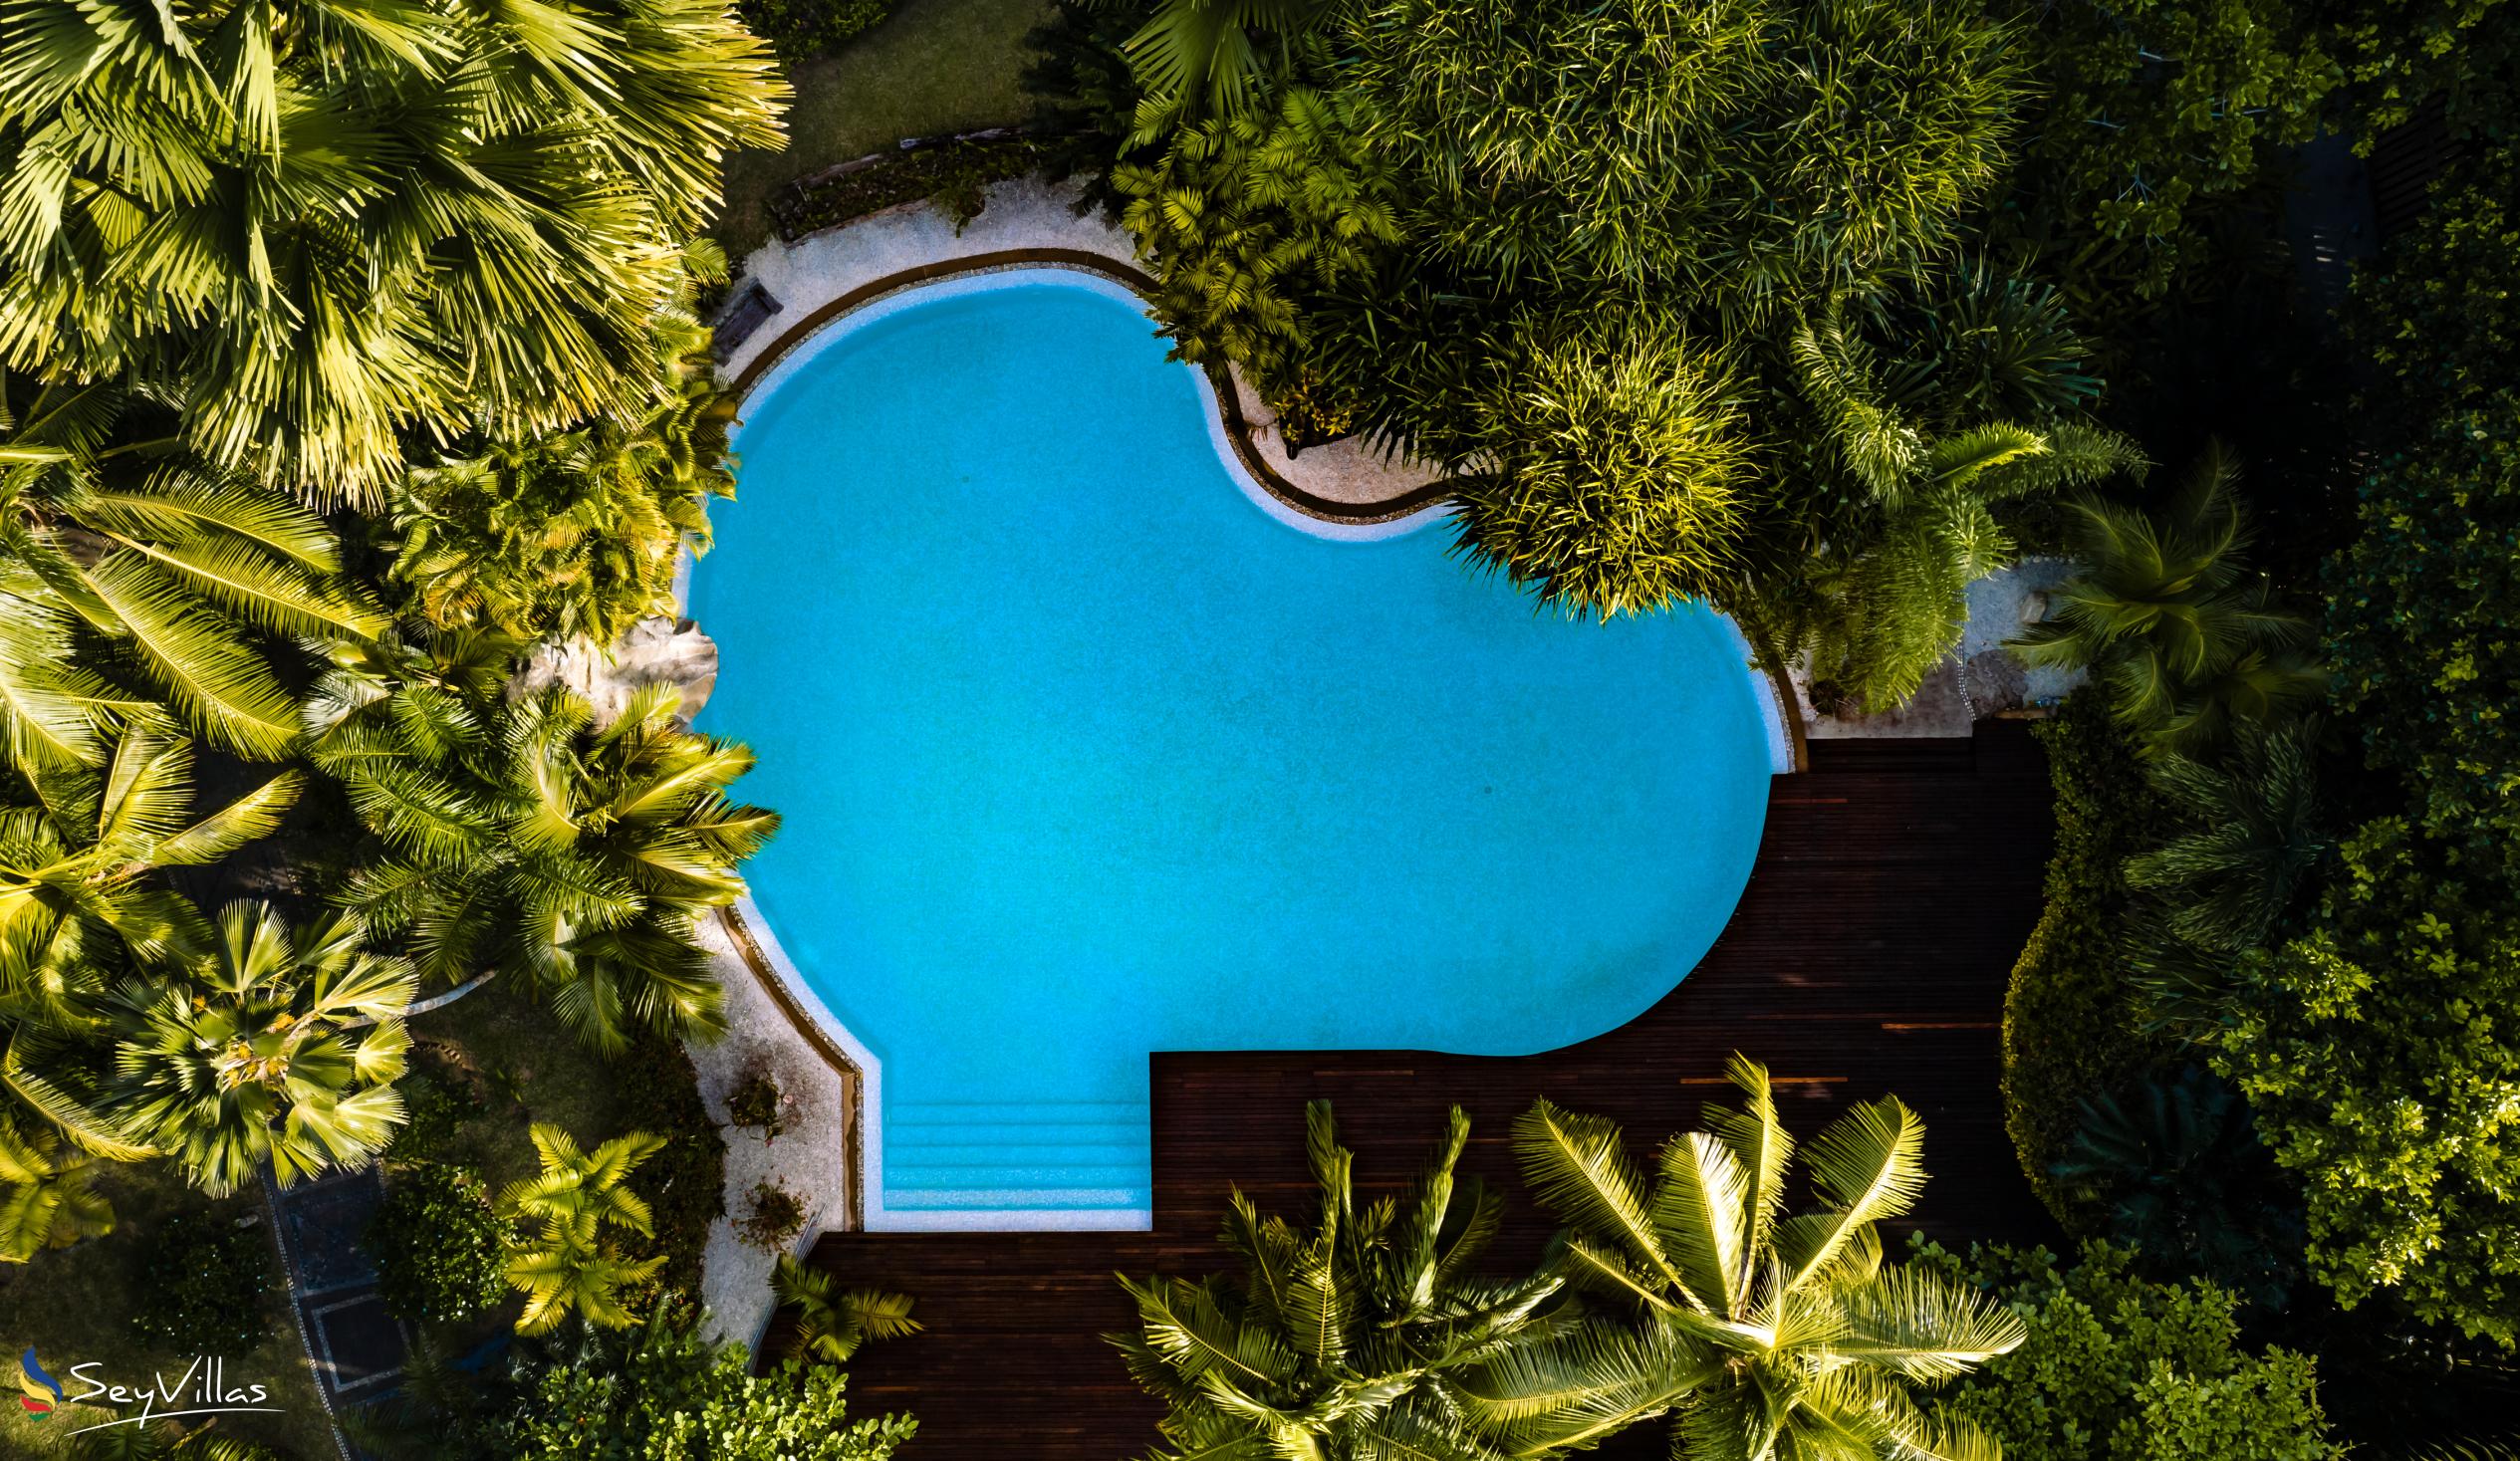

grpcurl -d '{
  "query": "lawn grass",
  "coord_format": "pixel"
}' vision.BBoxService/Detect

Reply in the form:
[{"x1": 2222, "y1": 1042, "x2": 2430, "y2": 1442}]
[
  {"x1": 395, "y1": 982, "x2": 723, "y2": 1324},
  {"x1": 404, "y1": 982, "x2": 635, "y2": 1194},
  {"x1": 714, "y1": 0, "x2": 1052, "y2": 257},
  {"x1": 0, "y1": 1165, "x2": 339, "y2": 1460}
]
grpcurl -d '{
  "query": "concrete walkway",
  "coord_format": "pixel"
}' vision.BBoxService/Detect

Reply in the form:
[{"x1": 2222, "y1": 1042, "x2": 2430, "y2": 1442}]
[{"x1": 689, "y1": 910, "x2": 857, "y2": 1348}]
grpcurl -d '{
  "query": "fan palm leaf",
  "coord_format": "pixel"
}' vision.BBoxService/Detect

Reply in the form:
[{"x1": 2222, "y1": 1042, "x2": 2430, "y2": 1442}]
[{"x1": 105, "y1": 901, "x2": 414, "y2": 1195}]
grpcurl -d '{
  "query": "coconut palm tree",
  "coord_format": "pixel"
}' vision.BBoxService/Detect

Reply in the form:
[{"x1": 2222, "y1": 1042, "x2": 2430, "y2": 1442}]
[
  {"x1": 2008, "y1": 445, "x2": 2324, "y2": 755},
  {"x1": 1, "y1": 375, "x2": 386, "y2": 767},
  {"x1": 1465, "y1": 1056, "x2": 2025, "y2": 1460},
  {"x1": 0, "y1": 1115, "x2": 114, "y2": 1261},
  {"x1": 1115, "y1": 1101, "x2": 1571, "y2": 1461},
  {"x1": 311, "y1": 674, "x2": 776, "y2": 1052},
  {"x1": 771, "y1": 1254, "x2": 921, "y2": 1362},
  {"x1": 107, "y1": 902, "x2": 416, "y2": 1196},
  {"x1": 0, "y1": 0, "x2": 786, "y2": 497},
  {"x1": 2, "y1": 731, "x2": 301, "y2": 1157},
  {"x1": 497, "y1": 1123, "x2": 667, "y2": 1334}
]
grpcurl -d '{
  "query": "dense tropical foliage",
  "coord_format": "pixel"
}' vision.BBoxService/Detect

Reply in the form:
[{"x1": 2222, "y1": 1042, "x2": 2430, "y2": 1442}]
[
  {"x1": 0, "y1": 0, "x2": 786, "y2": 493},
  {"x1": 0, "y1": 0, "x2": 799, "y2": 1444},
  {"x1": 0, "y1": 0, "x2": 2513, "y2": 1444},
  {"x1": 1913, "y1": 1241, "x2": 2338, "y2": 1461}
]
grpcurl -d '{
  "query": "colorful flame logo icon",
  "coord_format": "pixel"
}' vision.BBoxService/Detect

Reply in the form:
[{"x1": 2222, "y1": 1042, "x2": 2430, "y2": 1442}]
[{"x1": 19, "y1": 1346, "x2": 63, "y2": 1418}]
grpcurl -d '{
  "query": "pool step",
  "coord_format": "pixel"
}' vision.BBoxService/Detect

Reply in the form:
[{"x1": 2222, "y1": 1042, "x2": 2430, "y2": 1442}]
[{"x1": 882, "y1": 1100, "x2": 1150, "y2": 1213}]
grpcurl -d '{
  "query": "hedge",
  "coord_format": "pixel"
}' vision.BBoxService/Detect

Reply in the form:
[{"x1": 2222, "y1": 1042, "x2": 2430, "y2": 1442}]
[
  {"x1": 2001, "y1": 690, "x2": 2175, "y2": 1227},
  {"x1": 738, "y1": 0, "x2": 888, "y2": 63}
]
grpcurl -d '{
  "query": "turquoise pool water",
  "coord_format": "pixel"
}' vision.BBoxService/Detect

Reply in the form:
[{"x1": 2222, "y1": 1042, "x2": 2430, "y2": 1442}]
[{"x1": 695, "y1": 271, "x2": 1775, "y2": 1225}]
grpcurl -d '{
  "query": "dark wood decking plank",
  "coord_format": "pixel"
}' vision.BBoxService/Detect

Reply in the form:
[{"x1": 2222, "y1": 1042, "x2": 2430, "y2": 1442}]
[{"x1": 793, "y1": 724, "x2": 2057, "y2": 1459}]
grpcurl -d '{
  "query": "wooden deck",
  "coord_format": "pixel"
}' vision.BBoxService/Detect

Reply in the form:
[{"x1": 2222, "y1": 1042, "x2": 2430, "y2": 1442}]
[{"x1": 781, "y1": 727, "x2": 2060, "y2": 1458}]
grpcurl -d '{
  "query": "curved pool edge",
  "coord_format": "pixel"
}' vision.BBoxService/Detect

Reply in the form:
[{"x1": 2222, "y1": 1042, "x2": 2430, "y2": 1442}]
[
  {"x1": 693, "y1": 264, "x2": 1808, "y2": 1234},
  {"x1": 695, "y1": 254, "x2": 1805, "y2": 771},
  {"x1": 730, "y1": 251, "x2": 1450, "y2": 543},
  {"x1": 719, "y1": 898, "x2": 1158, "y2": 1234}
]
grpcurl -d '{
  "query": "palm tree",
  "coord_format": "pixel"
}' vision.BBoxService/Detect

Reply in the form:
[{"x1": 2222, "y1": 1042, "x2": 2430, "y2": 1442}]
[
  {"x1": 2, "y1": 731, "x2": 300, "y2": 1157},
  {"x1": 1467, "y1": 1056, "x2": 2025, "y2": 1460},
  {"x1": 1786, "y1": 308, "x2": 2143, "y2": 712},
  {"x1": 1115, "y1": 1101, "x2": 1570, "y2": 1460},
  {"x1": 310, "y1": 671, "x2": 776, "y2": 1052},
  {"x1": 1123, "y1": 0, "x2": 1331, "y2": 136},
  {"x1": 771, "y1": 1254, "x2": 921, "y2": 1362},
  {"x1": 2008, "y1": 445, "x2": 2324, "y2": 755},
  {"x1": 2126, "y1": 718, "x2": 2324, "y2": 954},
  {"x1": 1, "y1": 375, "x2": 386, "y2": 767},
  {"x1": 0, "y1": 0, "x2": 786, "y2": 497},
  {"x1": 0, "y1": 1115, "x2": 114, "y2": 1261},
  {"x1": 107, "y1": 902, "x2": 416, "y2": 1196},
  {"x1": 389, "y1": 262, "x2": 738, "y2": 649},
  {"x1": 497, "y1": 1124, "x2": 668, "y2": 1334}
]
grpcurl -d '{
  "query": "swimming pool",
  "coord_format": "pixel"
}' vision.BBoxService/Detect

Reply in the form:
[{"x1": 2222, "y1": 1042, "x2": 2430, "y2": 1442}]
[{"x1": 694, "y1": 269, "x2": 1780, "y2": 1229}]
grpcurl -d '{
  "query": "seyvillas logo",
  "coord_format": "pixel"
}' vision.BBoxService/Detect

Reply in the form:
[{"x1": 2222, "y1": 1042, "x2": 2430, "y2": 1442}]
[
  {"x1": 11, "y1": 1351, "x2": 283, "y2": 1434},
  {"x1": 18, "y1": 1347, "x2": 64, "y2": 1418}
]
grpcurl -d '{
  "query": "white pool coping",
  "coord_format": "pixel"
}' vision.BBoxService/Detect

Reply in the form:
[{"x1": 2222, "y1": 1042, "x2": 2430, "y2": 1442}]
[
  {"x1": 734, "y1": 264, "x2": 1447, "y2": 545},
  {"x1": 698, "y1": 265, "x2": 1801, "y2": 1238},
  {"x1": 728, "y1": 895, "x2": 1155, "y2": 1232}
]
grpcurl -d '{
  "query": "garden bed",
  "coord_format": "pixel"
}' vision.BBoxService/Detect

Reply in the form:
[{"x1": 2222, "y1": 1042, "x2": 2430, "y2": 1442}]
[
  {"x1": 713, "y1": 0, "x2": 1050, "y2": 254},
  {"x1": 373, "y1": 984, "x2": 727, "y2": 1344},
  {"x1": 0, "y1": 1165, "x2": 338, "y2": 1459},
  {"x1": 767, "y1": 132, "x2": 1043, "y2": 242}
]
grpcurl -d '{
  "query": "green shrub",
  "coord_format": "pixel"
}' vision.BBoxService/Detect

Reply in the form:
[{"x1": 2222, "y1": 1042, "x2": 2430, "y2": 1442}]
[
  {"x1": 1998, "y1": 0, "x2": 2337, "y2": 306},
  {"x1": 2262, "y1": 114, "x2": 2520, "y2": 1350},
  {"x1": 1444, "y1": 313, "x2": 1751, "y2": 620},
  {"x1": 498, "y1": 1313, "x2": 916, "y2": 1460},
  {"x1": 368, "y1": 1165, "x2": 511, "y2": 1327},
  {"x1": 130, "y1": 1212, "x2": 275, "y2": 1353},
  {"x1": 738, "y1": 0, "x2": 888, "y2": 61},
  {"x1": 2002, "y1": 690, "x2": 2176, "y2": 1226},
  {"x1": 617, "y1": 1036, "x2": 728, "y2": 1299},
  {"x1": 768, "y1": 138, "x2": 1042, "y2": 243},
  {"x1": 383, "y1": 1056, "x2": 489, "y2": 1164},
  {"x1": 1914, "y1": 1239, "x2": 2339, "y2": 1461},
  {"x1": 2207, "y1": 820, "x2": 2520, "y2": 1344},
  {"x1": 2329, "y1": 151, "x2": 2520, "y2": 873}
]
